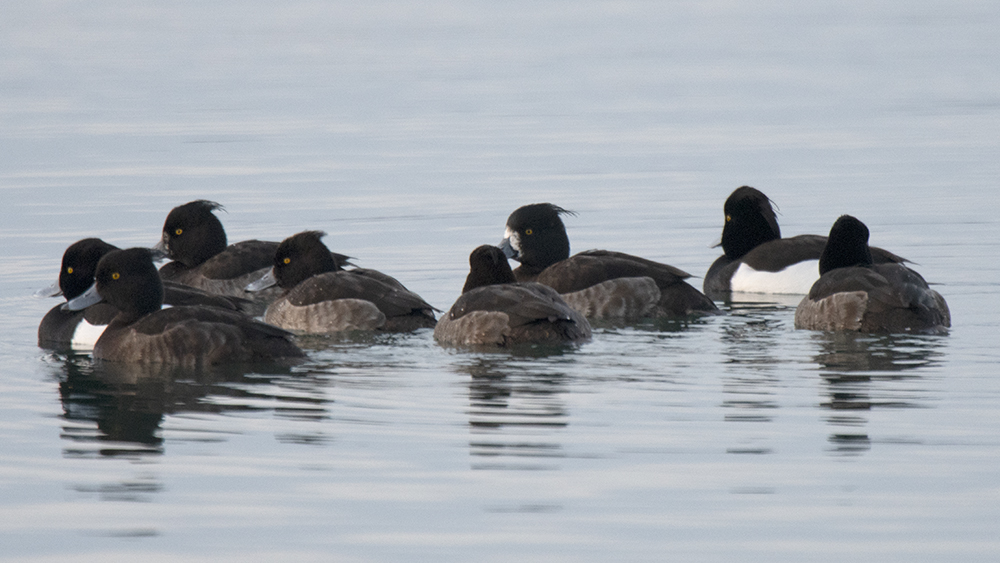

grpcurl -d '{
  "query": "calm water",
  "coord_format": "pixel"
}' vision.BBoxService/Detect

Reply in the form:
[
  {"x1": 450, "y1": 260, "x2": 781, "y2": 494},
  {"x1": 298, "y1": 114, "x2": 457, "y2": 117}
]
[{"x1": 2, "y1": 1, "x2": 999, "y2": 561}]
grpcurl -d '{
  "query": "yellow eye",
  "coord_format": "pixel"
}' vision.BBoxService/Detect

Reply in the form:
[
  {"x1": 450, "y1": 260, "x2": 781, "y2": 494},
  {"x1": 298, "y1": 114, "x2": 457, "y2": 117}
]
[
  {"x1": 66, "y1": 267, "x2": 74, "y2": 274},
  {"x1": 111, "y1": 272, "x2": 120, "y2": 280},
  {"x1": 175, "y1": 228, "x2": 183, "y2": 236},
  {"x1": 283, "y1": 257, "x2": 291, "y2": 264},
  {"x1": 525, "y1": 228, "x2": 533, "y2": 235},
  {"x1": 725, "y1": 215, "x2": 731, "y2": 222}
]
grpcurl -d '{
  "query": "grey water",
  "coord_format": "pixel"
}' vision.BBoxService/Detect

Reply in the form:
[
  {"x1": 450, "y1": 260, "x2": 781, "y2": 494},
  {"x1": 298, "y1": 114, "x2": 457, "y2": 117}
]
[{"x1": 2, "y1": 1, "x2": 999, "y2": 561}]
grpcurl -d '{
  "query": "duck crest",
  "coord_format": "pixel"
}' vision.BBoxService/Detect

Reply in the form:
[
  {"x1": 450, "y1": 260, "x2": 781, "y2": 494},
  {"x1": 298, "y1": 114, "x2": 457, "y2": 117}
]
[
  {"x1": 161, "y1": 200, "x2": 228, "y2": 267},
  {"x1": 273, "y1": 230, "x2": 341, "y2": 289},
  {"x1": 503, "y1": 203, "x2": 574, "y2": 275},
  {"x1": 721, "y1": 186, "x2": 781, "y2": 260}
]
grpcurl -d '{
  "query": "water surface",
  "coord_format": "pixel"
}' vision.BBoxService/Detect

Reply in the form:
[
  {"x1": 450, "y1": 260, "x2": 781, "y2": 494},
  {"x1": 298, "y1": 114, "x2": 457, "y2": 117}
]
[{"x1": 2, "y1": 1, "x2": 999, "y2": 561}]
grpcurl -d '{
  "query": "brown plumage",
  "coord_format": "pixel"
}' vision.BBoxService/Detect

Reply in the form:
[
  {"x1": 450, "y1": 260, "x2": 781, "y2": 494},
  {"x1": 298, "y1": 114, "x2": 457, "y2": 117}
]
[
  {"x1": 499, "y1": 203, "x2": 717, "y2": 319},
  {"x1": 156, "y1": 201, "x2": 349, "y2": 315},
  {"x1": 794, "y1": 215, "x2": 950, "y2": 333},
  {"x1": 248, "y1": 231, "x2": 436, "y2": 333},
  {"x1": 435, "y1": 245, "x2": 592, "y2": 347},
  {"x1": 68, "y1": 248, "x2": 304, "y2": 365},
  {"x1": 38, "y1": 237, "x2": 255, "y2": 350}
]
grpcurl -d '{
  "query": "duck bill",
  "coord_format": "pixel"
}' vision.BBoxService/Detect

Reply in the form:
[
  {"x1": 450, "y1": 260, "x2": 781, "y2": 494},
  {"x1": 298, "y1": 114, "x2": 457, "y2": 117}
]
[
  {"x1": 65, "y1": 283, "x2": 104, "y2": 311},
  {"x1": 150, "y1": 237, "x2": 170, "y2": 261},
  {"x1": 245, "y1": 269, "x2": 277, "y2": 292},
  {"x1": 499, "y1": 229, "x2": 520, "y2": 261},
  {"x1": 34, "y1": 280, "x2": 63, "y2": 298}
]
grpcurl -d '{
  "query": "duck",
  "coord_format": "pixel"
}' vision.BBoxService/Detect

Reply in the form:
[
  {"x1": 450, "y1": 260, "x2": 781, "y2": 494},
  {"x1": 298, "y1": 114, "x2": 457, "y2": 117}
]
[
  {"x1": 245, "y1": 230, "x2": 437, "y2": 333},
  {"x1": 704, "y1": 186, "x2": 908, "y2": 297},
  {"x1": 434, "y1": 245, "x2": 592, "y2": 346},
  {"x1": 66, "y1": 247, "x2": 304, "y2": 365},
  {"x1": 37, "y1": 238, "x2": 252, "y2": 350},
  {"x1": 794, "y1": 215, "x2": 950, "y2": 333},
  {"x1": 154, "y1": 200, "x2": 350, "y2": 314},
  {"x1": 498, "y1": 203, "x2": 717, "y2": 319}
]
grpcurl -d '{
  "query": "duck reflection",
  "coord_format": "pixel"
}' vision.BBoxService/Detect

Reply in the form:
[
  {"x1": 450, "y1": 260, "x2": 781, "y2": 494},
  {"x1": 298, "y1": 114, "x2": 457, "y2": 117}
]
[
  {"x1": 453, "y1": 349, "x2": 572, "y2": 471},
  {"x1": 48, "y1": 353, "x2": 324, "y2": 458},
  {"x1": 812, "y1": 331, "x2": 947, "y2": 456},
  {"x1": 719, "y1": 308, "x2": 787, "y2": 429},
  {"x1": 813, "y1": 331, "x2": 946, "y2": 374}
]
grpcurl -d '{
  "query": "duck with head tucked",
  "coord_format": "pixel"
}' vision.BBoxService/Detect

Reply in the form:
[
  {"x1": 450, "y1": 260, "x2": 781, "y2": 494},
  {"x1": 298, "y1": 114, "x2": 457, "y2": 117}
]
[
  {"x1": 67, "y1": 247, "x2": 304, "y2": 365},
  {"x1": 499, "y1": 203, "x2": 717, "y2": 320},
  {"x1": 435, "y1": 245, "x2": 592, "y2": 347},
  {"x1": 246, "y1": 230, "x2": 437, "y2": 333},
  {"x1": 794, "y1": 215, "x2": 950, "y2": 333},
  {"x1": 704, "y1": 186, "x2": 907, "y2": 297}
]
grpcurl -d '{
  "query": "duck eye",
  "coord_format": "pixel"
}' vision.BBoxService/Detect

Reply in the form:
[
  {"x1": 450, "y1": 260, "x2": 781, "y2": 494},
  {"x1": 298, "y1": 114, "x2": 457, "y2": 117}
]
[
  {"x1": 66, "y1": 267, "x2": 74, "y2": 274},
  {"x1": 525, "y1": 228, "x2": 533, "y2": 235},
  {"x1": 283, "y1": 257, "x2": 291, "y2": 265},
  {"x1": 725, "y1": 215, "x2": 731, "y2": 222},
  {"x1": 111, "y1": 272, "x2": 120, "y2": 280},
  {"x1": 175, "y1": 228, "x2": 183, "y2": 236}
]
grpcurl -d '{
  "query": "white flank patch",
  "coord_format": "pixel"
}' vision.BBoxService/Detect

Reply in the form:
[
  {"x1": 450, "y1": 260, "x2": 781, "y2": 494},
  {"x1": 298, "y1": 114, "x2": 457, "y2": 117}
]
[
  {"x1": 730, "y1": 260, "x2": 819, "y2": 295},
  {"x1": 70, "y1": 320, "x2": 107, "y2": 351},
  {"x1": 68, "y1": 305, "x2": 171, "y2": 351}
]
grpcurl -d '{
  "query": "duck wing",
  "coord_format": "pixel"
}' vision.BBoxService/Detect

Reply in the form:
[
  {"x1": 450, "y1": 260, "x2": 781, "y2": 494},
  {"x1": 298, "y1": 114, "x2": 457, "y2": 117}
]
[
  {"x1": 537, "y1": 250, "x2": 692, "y2": 294},
  {"x1": 287, "y1": 271, "x2": 435, "y2": 318}
]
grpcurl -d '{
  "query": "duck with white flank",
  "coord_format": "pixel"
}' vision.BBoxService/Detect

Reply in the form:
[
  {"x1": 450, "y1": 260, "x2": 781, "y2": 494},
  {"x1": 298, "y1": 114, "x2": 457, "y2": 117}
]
[
  {"x1": 38, "y1": 238, "x2": 252, "y2": 350},
  {"x1": 67, "y1": 248, "x2": 304, "y2": 365},
  {"x1": 704, "y1": 186, "x2": 908, "y2": 297}
]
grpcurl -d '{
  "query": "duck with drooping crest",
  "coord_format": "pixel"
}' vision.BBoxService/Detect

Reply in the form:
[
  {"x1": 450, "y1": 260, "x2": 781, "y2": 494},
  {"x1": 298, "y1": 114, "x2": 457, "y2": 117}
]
[
  {"x1": 499, "y1": 203, "x2": 717, "y2": 320},
  {"x1": 704, "y1": 186, "x2": 907, "y2": 297},
  {"x1": 246, "y1": 230, "x2": 437, "y2": 333},
  {"x1": 155, "y1": 200, "x2": 350, "y2": 314}
]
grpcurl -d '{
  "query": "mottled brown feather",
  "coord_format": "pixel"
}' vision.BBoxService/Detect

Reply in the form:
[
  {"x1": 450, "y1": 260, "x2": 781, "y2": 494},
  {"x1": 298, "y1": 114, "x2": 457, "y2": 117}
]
[
  {"x1": 795, "y1": 264, "x2": 950, "y2": 333},
  {"x1": 435, "y1": 282, "x2": 591, "y2": 346}
]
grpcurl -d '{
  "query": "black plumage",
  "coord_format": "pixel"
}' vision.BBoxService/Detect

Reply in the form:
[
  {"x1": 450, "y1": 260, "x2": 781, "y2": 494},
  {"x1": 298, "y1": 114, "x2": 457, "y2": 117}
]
[{"x1": 705, "y1": 186, "x2": 907, "y2": 295}]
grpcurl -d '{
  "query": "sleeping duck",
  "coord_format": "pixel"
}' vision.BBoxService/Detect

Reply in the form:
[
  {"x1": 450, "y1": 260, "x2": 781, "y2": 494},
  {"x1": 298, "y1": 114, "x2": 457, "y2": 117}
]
[
  {"x1": 794, "y1": 215, "x2": 950, "y2": 333},
  {"x1": 435, "y1": 245, "x2": 592, "y2": 347},
  {"x1": 499, "y1": 203, "x2": 717, "y2": 319}
]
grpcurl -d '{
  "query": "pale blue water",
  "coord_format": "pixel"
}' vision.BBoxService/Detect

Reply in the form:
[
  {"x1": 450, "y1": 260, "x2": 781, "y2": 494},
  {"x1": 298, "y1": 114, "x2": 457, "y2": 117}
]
[{"x1": 2, "y1": 1, "x2": 999, "y2": 561}]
